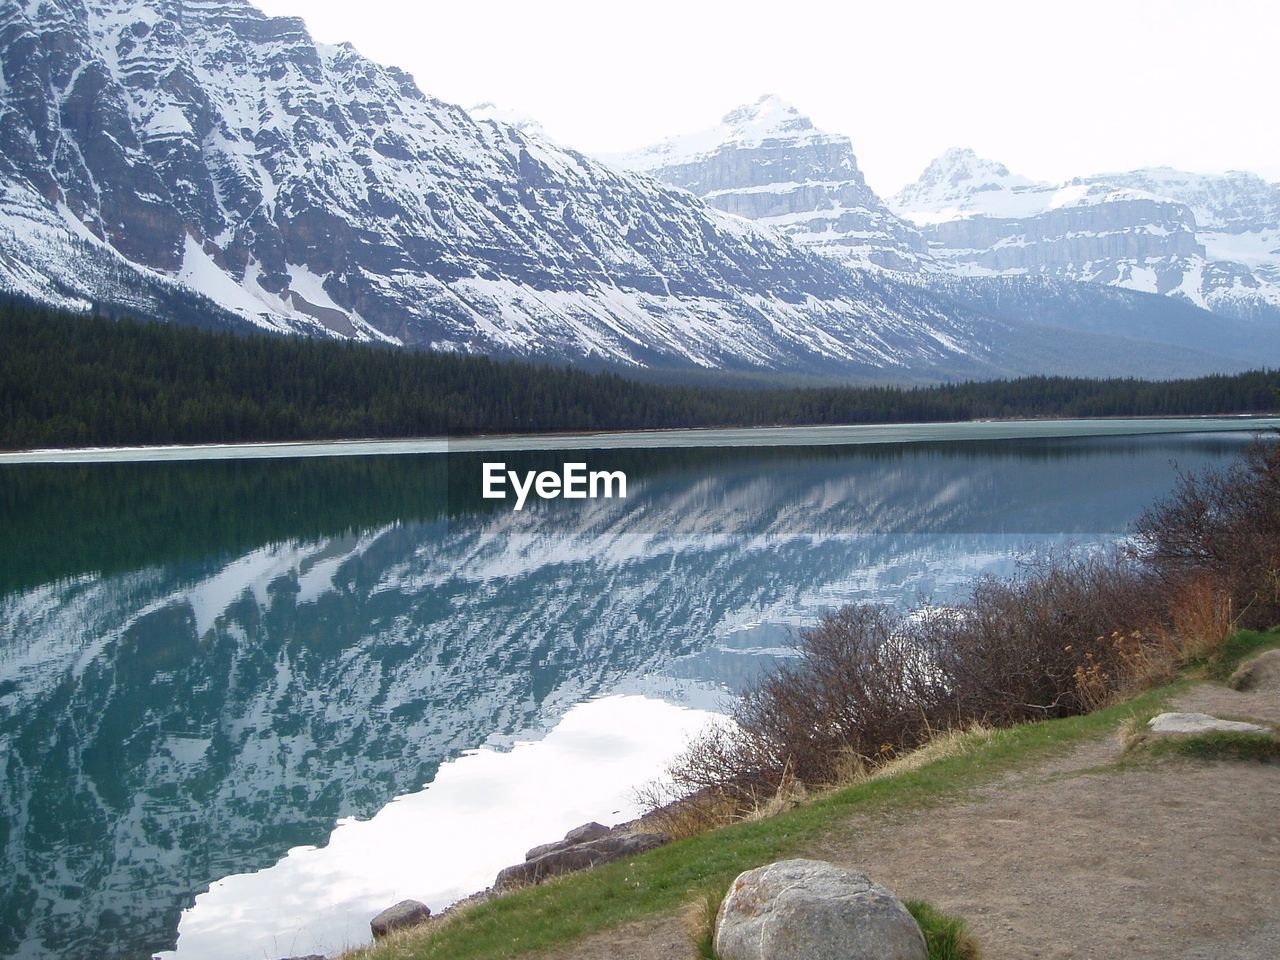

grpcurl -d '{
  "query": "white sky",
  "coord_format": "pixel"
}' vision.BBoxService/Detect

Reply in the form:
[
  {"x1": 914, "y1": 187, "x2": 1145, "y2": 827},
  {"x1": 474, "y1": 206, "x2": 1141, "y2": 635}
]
[{"x1": 252, "y1": 0, "x2": 1279, "y2": 197}]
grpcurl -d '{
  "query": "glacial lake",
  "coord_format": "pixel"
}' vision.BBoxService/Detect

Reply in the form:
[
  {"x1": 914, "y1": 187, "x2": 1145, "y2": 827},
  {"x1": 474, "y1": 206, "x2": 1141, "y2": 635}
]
[{"x1": 1, "y1": 421, "x2": 1276, "y2": 960}]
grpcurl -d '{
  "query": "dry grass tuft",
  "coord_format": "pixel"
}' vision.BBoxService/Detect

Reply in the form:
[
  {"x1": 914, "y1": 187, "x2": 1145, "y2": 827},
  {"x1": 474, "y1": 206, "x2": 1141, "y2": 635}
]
[
  {"x1": 684, "y1": 890, "x2": 722, "y2": 960},
  {"x1": 867, "y1": 723, "x2": 996, "y2": 782},
  {"x1": 339, "y1": 897, "x2": 486, "y2": 960}
]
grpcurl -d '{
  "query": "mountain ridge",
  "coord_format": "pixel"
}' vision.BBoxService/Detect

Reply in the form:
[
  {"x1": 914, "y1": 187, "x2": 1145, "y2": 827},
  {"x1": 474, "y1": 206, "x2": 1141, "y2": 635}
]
[
  {"x1": 0, "y1": 5, "x2": 1270, "y2": 380},
  {"x1": 1, "y1": 1, "x2": 1040, "y2": 380}
]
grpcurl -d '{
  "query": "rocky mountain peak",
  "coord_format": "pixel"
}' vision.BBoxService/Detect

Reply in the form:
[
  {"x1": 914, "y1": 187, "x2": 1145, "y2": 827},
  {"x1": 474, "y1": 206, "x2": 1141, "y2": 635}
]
[
  {"x1": 926, "y1": 147, "x2": 1015, "y2": 182},
  {"x1": 467, "y1": 101, "x2": 550, "y2": 141},
  {"x1": 892, "y1": 148, "x2": 1040, "y2": 215},
  {"x1": 718, "y1": 93, "x2": 817, "y2": 144},
  {"x1": 610, "y1": 97, "x2": 930, "y2": 273},
  {"x1": 0, "y1": 0, "x2": 1050, "y2": 378},
  {"x1": 2, "y1": 2, "x2": 1274, "y2": 380}
]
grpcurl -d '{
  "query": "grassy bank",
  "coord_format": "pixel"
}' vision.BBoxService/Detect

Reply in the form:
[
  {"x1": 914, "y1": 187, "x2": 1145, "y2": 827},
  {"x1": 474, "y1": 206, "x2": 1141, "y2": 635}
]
[{"x1": 347, "y1": 629, "x2": 1277, "y2": 960}]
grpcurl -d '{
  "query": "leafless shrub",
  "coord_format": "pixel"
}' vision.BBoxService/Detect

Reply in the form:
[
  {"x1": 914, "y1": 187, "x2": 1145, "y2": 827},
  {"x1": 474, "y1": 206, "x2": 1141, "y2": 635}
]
[
  {"x1": 924, "y1": 551, "x2": 1164, "y2": 723},
  {"x1": 1133, "y1": 439, "x2": 1280, "y2": 629},
  {"x1": 653, "y1": 439, "x2": 1276, "y2": 826}
]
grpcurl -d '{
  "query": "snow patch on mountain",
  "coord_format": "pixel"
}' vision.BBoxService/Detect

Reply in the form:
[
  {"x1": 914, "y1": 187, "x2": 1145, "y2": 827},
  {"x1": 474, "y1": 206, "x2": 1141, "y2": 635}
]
[{"x1": 467, "y1": 101, "x2": 551, "y2": 141}]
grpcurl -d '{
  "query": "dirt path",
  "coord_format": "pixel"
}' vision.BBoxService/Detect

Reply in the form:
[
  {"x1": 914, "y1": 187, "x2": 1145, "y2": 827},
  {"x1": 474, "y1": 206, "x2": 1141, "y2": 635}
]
[{"x1": 546, "y1": 673, "x2": 1280, "y2": 960}]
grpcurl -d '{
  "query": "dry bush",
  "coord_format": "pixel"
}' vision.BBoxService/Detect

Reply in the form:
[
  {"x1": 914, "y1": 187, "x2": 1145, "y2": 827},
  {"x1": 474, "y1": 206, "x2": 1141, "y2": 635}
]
[
  {"x1": 652, "y1": 438, "x2": 1277, "y2": 825},
  {"x1": 633, "y1": 781, "x2": 742, "y2": 840},
  {"x1": 660, "y1": 555, "x2": 1174, "y2": 812},
  {"x1": 1164, "y1": 574, "x2": 1235, "y2": 660},
  {"x1": 1133, "y1": 439, "x2": 1280, "y2": 629},
  {"x1": 922, "y1": 552, "x2": 1163, "y2": 724},
  {"x1": 663, "y1": 606, "x2": 954, "y2": 805}
]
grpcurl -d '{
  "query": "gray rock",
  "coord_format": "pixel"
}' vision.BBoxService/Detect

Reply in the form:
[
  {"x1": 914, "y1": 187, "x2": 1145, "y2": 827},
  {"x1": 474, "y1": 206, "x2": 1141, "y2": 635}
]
[
  {"x1": 714, "y1": 859, "x2": 927, "y2": 960},
  {"x1": 496, "y1": 832, "x2": 668, "y2": 891},
  {"x1": 563, "y1": 821, "x2": 611, "y2": 844},
  {"x1": 370, "y1": 899, "x2": 432, "y2": 938},
  {"x1": 619, "y1": 95, "x2": 930, "y2": 274},
  {"x1": 1147, "y1": 712, "x2": 1269, "y2": 735},
  {"x1": 524, "y1": 821, "x2": 611, "y2": 860},
  {"x1": 524, "y1": 838, "x2": 572, "y2": 861},
  {"x1": 276, "y1": 956, "x2": 326, "y2": 960}
]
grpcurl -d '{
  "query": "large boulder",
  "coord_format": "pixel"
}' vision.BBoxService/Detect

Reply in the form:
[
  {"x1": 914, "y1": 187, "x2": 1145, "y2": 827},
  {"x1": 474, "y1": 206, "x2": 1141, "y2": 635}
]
[
  {"x1": 1147, "y1": 712, "x2": 1269, "y2": 735},
  {"x1": 495, "y1": 832, "x2": 668, "y2": 890},
  {"x1": 370, "y1": 899, "x2": 432, "y2": 938},
  {"x1": 714, "y1": 859, "x2": 927, "y2": 960}
]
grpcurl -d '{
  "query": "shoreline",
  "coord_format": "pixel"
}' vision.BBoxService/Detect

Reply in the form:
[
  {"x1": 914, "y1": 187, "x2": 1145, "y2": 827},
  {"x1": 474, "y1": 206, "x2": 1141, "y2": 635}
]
[{"x1": 2, "y1": 414, "x2": 1277, "y2": 465}]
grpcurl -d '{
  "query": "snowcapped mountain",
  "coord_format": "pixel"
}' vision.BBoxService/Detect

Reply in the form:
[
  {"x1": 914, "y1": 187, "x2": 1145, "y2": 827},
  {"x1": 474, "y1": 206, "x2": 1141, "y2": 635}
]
[
  {"x1": 891, "y1": 149, "x2": 1280, "y2": 322},
  {"x1": 612, "y1": 94, "x2": 930, "y2": 273},
  {"x1": 0, "y1": 1, "x2": 1269, "y2": 379},
  {"x1": 0, "y1": 0, "x2": 1127, "y2": 382},
  {"x1": 616, "y1": 103, "x2": 1278, "y2": 364},
  {"x1": 891, "y1": 148, "x2": 1044, "y2": 220}
]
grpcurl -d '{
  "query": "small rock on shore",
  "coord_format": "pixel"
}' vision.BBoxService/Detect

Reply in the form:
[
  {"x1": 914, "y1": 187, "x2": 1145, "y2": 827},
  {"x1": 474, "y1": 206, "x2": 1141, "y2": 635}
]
[{"x1": 370, "y1": 899, "x2": 431, "y2": 938}]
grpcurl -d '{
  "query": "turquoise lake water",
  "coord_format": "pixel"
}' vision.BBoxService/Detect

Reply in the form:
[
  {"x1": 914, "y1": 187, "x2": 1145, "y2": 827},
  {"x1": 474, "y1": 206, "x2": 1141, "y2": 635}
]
[{"x1": 0, "y1": 425, "x2": 1271, "y2": 958}]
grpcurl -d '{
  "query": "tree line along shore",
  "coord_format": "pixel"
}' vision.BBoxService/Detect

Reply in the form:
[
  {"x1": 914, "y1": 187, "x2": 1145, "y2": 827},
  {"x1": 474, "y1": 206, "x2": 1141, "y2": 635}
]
[{"x1": 2, "y1": 295, "x2": 1278, "y2": 450}]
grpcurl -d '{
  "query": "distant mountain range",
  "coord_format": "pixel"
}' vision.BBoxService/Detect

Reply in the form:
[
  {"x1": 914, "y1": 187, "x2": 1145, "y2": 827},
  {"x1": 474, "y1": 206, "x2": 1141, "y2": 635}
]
[
  {"x1": 616, "y1": 95, "x2": 1280, "y2": 368},
  {"x1": 0, "y1": 1, "x2": 1275, "y2": 380}
]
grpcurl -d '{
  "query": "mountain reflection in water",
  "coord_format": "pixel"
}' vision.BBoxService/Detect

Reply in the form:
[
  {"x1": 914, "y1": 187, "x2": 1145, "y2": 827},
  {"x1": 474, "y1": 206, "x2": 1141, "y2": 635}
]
[{"x1": 0, "y1": 433, "x2": 1261, "y2": 959}]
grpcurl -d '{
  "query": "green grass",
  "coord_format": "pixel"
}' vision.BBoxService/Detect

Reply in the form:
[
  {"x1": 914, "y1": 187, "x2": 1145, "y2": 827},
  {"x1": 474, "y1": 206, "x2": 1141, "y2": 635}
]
[
  {"x1": 1132, "y1": 730, "x2": 1280, "y2": 763},
  {"x1": 1194, "y1": 628, "x2": 1280, "y2": 681},
  {"x1": 905, "y1": 900, "x2": 983, "y2": 960},
  {"x1": 348, "y1": 683, "x2": 1182, "y2": 960},
  {"x1": 690, "y1": 890, "x2": 718, "y2": 960}
]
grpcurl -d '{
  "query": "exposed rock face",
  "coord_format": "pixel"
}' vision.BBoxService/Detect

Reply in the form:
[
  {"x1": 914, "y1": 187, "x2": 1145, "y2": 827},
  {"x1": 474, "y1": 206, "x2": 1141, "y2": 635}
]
[
  {"x1": 370, "y1": 899, "x2": 432, "y2": 938},
  {"x1": 613, "y1": 95, "x2": 929, "y2": 272},
  {"x1": 495, "y1": 830, "x2": 668, "y2": 890},
  {"x1": 891, "y1": 149, "x2": 1280, "y2": 323},
  {"x1": 1, "y1": 6, "x2": 1269, "y2": 377},
  {"x1": 1147, "y1": 713, "x2": 1270, "y2": 735},
  {"x1": 714, "y1": 859, "x2": 927, "y2": 960}
]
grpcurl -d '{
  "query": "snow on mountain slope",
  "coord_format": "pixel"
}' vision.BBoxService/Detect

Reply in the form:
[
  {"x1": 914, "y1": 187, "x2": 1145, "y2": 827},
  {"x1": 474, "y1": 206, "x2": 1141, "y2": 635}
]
[
  {"x1": 0, "y1": 0, "x2": 1059, "y2": 379},
  {"x1": 610, "y1": 95, "x2": 930, "y2": 273},
  {"x1": 1, "y1": 0, "x2": 1267, "y2": 378},
  {"x1": 889, "y1": 148, "x2": 1050, "y2": 224},
  {"x1": 1083, "y1": 167, "x2": 1280, "y2": 319}
]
